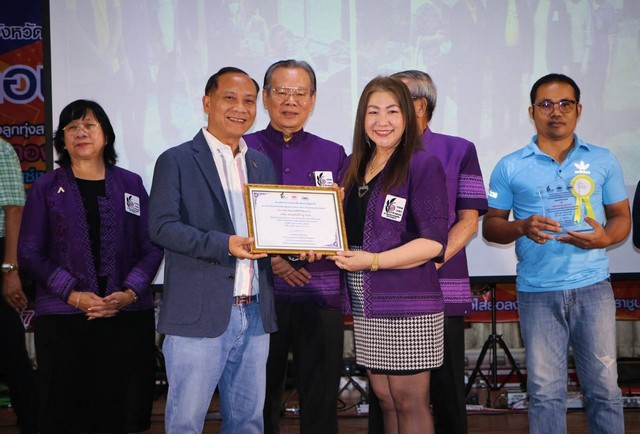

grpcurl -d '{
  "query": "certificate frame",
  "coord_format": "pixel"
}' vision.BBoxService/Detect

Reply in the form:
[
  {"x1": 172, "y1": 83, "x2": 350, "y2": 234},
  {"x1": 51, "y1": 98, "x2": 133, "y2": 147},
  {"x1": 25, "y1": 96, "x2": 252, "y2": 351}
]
[{"x1": 244, "y1": 184, "x2": 348, "y2": 254}]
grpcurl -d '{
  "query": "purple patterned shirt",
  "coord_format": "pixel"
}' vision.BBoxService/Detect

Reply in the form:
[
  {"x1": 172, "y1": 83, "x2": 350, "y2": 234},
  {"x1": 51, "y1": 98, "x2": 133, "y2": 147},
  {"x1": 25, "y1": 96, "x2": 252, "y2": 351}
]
[
  {"x1": 345, "y1": 150, "x2": 449, "y2": 318},
  {"x1": 244, "y1": 124, "x2": 347, "y2": 309},
  {"x1": 18, "y1": 166, "x2": 163, "y2": 316},
  {"x1": 423, "y1": 128, "x2": 487, "y2": 316}
]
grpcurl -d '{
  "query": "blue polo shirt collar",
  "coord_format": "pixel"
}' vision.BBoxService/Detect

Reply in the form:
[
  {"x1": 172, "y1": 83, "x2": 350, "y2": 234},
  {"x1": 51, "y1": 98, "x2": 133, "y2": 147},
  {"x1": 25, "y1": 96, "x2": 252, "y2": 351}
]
[{"x1": 519, "y1": 134, "x2": 591, "y2": 159}]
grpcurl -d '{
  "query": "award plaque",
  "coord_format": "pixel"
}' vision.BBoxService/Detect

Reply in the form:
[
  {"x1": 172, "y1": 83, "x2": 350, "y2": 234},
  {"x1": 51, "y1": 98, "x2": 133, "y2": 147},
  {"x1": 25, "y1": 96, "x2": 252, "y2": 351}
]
[
  {"x1": 244, "y1": 184, "x2": 348, "y2": 254},
  {"x1": 538, "y1": 175, "x2": 595, "y2": 233}
]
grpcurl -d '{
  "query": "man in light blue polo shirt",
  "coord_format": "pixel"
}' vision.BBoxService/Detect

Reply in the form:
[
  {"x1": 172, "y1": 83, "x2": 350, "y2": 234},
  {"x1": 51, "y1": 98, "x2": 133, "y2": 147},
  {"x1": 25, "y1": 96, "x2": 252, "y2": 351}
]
[{"x1": 483, "y1": 73, "x2": 630, "y2": 434}]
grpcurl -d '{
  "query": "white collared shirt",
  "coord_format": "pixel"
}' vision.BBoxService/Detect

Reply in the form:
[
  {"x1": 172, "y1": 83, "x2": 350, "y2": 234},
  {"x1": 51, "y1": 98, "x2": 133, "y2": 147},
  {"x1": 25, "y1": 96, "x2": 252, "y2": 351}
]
[{"x1": 202, "y1": 127, "x2": 258, "y2": 297}]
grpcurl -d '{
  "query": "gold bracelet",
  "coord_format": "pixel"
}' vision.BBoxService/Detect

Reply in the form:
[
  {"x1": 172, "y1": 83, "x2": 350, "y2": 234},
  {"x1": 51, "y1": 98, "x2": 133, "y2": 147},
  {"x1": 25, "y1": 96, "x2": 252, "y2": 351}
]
[
  {"x1": 75, "y1": 292, "x2": 81, "y2": 309},
  {"x1": 370, "y1": 253, "x2": 379, "y2": 272},
  {"x1": 129, "y1": 290, "x2": 138, "y2": 303}
]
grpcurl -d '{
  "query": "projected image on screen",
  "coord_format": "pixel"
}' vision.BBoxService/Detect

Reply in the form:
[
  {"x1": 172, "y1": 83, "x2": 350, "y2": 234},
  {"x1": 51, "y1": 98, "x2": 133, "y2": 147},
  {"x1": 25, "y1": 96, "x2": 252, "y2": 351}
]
[{"x1": 49, "y1": 0, "x2": 640, "y2": 278}]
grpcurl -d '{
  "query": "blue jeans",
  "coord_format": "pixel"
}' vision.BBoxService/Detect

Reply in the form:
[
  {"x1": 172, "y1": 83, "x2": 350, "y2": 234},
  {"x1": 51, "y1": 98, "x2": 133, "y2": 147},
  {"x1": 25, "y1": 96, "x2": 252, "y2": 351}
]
[
  {"x1": 517, "y1": 280, "x2": 623, "y2": 434},
  {"x1": 163, "y1": 302, "x2": 269, "y2": 434}
]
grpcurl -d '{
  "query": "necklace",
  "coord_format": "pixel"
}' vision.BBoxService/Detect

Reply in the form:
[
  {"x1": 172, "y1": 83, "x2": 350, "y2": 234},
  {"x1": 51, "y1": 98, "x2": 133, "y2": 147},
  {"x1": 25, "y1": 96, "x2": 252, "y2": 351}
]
[
  {"x1": 367, "y1": 158, "x2": 388, "y2": 176},
  {"x1": 359, "y1": 157, "x2": 389, "y2": 198},
  {"x1": 357, "y1": 184, "x2": 369, "y2": 198},
  {"x1": 358, "y1": 153, "x2": 391, "y2": 198}
]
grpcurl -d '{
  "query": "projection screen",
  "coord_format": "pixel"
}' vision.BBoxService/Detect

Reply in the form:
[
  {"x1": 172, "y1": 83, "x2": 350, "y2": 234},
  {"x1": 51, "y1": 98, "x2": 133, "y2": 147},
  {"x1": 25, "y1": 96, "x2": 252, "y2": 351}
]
[{"x1": 48, "y1": 0, "x2": 640, "y2": 280}]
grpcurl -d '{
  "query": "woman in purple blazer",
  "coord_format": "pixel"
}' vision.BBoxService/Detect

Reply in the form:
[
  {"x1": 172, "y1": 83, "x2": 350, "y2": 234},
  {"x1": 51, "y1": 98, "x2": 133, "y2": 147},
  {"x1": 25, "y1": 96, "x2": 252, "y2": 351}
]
[
  {"x1": 329, "y1": 77, "x2": 449, "y2": 434},
  {"x1": 18, "y1": 100, "x2": 163, "y2": 433}
]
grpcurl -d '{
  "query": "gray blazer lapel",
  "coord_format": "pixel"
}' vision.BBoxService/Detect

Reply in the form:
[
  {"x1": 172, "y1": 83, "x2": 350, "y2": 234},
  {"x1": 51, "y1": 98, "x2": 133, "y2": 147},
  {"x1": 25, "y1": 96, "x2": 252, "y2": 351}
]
[{"x1": 246, "y1": 151, "x2": 267, "y2": 184}]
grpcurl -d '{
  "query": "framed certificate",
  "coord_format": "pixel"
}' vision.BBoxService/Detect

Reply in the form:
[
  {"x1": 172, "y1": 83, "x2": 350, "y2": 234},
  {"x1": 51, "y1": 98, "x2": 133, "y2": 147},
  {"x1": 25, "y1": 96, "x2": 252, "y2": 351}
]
[{"x1": 244, "y1": 184, "x2": 348, "y2": 254}]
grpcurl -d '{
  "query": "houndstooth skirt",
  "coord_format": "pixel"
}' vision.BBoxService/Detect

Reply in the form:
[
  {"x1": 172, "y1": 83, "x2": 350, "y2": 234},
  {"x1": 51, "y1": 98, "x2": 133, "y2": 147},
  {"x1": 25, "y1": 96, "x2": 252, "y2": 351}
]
[{"x1": 347, "y1": 267, "x2": 444, "y2": 371}]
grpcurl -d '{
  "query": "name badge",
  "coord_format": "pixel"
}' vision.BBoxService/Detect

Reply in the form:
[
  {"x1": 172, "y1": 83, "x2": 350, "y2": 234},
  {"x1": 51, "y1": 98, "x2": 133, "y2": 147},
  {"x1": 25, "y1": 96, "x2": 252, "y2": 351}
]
[
  {"x1": 125, "y1": 193, "x2": 141, "y2": 216},
  {"x1": 313, "y1": 171, "x2": 334, "y2": 187},
  {"x1": 381, "y1": 195, "x2": 406, "y2": 222}
]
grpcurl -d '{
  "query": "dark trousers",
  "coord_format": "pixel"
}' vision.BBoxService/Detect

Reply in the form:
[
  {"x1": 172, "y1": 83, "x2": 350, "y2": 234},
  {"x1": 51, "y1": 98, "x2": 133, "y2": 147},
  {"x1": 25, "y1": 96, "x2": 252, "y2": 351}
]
[
  {"x1": 264, "y1": 301, "x2": 344, "y2": 434},
  {"x1": 368, "y1": 316, "x2": 468, "y2": 434},
  {"x1": 0, "y1": 238, "x2": 38, "y2": 434}
]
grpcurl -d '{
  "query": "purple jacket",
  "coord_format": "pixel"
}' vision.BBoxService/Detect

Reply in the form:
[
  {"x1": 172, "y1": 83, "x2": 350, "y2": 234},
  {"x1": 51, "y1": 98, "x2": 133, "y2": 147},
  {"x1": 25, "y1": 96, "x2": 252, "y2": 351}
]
[
  {"x1": 345, "y1": 149, "x2": 449, "y2": 318},
  {"x1": 423, "y1": 128, "x2": 487, "y2": 316},
  {"x1": 244, "y1": 124, "x2": 347, "y2": 309},
  {"x1": 18, "y1": 165, "x2": 163, "y2": 316}
]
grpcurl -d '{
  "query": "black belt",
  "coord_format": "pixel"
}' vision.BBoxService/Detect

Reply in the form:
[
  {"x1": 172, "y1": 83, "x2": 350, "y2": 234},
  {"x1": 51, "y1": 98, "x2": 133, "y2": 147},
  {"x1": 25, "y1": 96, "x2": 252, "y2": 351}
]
[{"x1": 233, "y1": 295, "x2": 258, "y2": 305}]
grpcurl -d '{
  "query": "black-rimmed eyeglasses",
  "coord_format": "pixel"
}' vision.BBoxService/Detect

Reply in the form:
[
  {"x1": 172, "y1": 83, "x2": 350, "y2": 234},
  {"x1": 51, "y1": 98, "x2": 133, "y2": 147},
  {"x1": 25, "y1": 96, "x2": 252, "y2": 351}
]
[{"x1": 533, "y1": 100, "x2": 577, "y2": 115}]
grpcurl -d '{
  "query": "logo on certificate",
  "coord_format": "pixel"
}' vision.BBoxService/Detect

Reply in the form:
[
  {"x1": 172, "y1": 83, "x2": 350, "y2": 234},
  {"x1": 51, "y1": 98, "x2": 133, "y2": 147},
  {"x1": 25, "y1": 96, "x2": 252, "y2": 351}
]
[
  {"x1": 125, "y1": 193, "x2": 141, "y2": 216},
  {"x1": 381, "y1": 195, "x2": 406, "y2": 222},
  {"x1": 313, "y1": 171, "x2": 334, "y2": 186}
]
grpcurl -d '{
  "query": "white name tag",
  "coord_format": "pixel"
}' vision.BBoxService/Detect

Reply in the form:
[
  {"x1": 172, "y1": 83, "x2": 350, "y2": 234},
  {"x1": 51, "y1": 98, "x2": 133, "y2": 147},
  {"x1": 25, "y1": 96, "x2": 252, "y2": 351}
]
[
  {"x1": 313, "y1": 171, "x2": 334, "y2": 187},
  {"x1": 125, "y1": 193, "x2": 141, "y2": 216},
  {"x1": 381, "y1": 195, "x2": 406, "y2": 222}
]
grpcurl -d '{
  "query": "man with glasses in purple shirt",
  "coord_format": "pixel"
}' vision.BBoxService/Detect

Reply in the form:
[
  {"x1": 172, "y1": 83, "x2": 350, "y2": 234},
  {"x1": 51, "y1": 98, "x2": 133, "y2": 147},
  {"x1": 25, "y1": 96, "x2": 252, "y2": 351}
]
[{"x1": 244, "y1": 59, "x2": 347, "y2": 434}]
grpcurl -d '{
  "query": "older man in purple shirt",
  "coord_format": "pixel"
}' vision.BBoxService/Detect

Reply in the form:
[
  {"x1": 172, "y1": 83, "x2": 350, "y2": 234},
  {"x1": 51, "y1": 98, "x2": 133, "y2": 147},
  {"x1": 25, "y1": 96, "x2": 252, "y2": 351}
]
[
  {"x1": 367, "y1": 70, "x2": 486, "y2": 434},
  {"x1": 244, "y1": 59, "x2": 347, "y2": 434}
]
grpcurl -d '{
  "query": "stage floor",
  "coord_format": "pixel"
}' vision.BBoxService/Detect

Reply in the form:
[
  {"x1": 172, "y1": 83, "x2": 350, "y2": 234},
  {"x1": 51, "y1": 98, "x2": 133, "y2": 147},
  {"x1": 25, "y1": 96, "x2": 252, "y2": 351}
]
[{"x1": 1, "y1": 384, "x2": 640, "y2": 433}]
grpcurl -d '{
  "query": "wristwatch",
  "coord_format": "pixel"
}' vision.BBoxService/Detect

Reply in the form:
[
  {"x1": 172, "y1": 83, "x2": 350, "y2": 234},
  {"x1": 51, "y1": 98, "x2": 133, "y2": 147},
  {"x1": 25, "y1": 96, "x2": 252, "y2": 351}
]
[{"x1": 1, "y1": 262, "x2": 18, "y2": 273}]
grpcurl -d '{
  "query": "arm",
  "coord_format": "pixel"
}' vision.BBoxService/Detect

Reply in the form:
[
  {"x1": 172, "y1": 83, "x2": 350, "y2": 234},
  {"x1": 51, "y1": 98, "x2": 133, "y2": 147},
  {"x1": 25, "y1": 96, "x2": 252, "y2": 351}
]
[
  {"x1": 329, "y1": 238, "x2": 444, "y2": 272},
  {"x1": 0, "y1": 143, "x2": 27, "y2": 311},
  {"x1": 270, "y1": 256, "x2": 311, "y2": 287},
  {"x1": 18, "y1": 179, "x2": 109, "y2": 315},
  {"x1": 99, "y1": 177, "x2": 164, "y2": 316},
  {"x1": 18, "y1": 178, "x2": 79, "y2": 303},
  {"x1": 122, "y1": 177, "x2": 164, "y2": 295},
  {"x1": 3, "y1": 205, "x2": 27, "y2": 311},
  {"x1": 482, "y1": 208, "x2": 517, "y2": 244},
  {"x1": 436, "y1": 209, "x2": 478, "y2": 269},
  {"x1": 483, "y1": 207, "x2": 560, "y2": 245},
  {"x1": 557, "y1": 199, "x2": 631, "y2": 249},
  {"x1": 330, "y1": 154, "x2": 447, "y2": 271},
  {"x1": 148, "y1": 150, "x2": 265, "y2": 262}
]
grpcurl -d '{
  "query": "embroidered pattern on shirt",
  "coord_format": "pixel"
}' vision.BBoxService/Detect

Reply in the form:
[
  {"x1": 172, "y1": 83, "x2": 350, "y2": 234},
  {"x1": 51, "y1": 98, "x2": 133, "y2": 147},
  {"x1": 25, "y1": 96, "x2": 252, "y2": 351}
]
[{"x1": 458, "y1": 174, "x2": 486, "y2": 199}]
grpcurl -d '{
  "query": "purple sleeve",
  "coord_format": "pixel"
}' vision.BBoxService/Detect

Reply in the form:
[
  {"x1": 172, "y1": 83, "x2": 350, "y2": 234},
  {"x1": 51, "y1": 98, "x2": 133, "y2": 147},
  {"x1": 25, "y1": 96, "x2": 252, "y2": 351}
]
[
  {"x1": 410, "y1": 154, "x2": 449, "y2": 262},
  {"x1": 457, "y1": 143, "x2": 488, "y2": 215},
  {"x1": 18, "y1": 178, "x2": 78, "y2": 302},
  {"x1": 337, "y1": 154, "x2": 352, "y2": 185},
  {"x1": 122, "y1": 175, "x2": 163, "y2": 297},
  {"x1": 335, "y1": 146, "x2": 348, "y2": 184}
]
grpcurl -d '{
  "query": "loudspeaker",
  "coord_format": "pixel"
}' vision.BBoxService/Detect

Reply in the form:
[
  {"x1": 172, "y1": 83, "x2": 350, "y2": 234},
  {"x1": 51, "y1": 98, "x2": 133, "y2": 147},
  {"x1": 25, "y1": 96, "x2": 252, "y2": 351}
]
[{"x1": 618, "y1": 357, "x2": 640, "y2": 386}]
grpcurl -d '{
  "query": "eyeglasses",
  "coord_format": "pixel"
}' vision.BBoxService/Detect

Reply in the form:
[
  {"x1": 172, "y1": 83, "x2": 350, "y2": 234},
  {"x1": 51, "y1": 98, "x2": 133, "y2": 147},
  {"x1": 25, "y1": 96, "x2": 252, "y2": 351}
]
[
  {"x1": 269, "y1": 86, "x2": 312, "y2": 103},
  {"x1": 534, "y1": 100, "x2": 577, "y2": 115},
  {"x1": 63, "y1": 122, "x2": 100, "y2": 135}
]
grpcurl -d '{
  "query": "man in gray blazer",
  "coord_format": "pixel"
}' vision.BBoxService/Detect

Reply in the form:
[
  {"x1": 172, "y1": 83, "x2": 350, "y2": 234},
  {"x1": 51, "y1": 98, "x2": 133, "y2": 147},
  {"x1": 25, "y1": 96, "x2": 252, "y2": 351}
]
[{"x1": 149, "y1": 67, "x2": 278, "y2": 434}]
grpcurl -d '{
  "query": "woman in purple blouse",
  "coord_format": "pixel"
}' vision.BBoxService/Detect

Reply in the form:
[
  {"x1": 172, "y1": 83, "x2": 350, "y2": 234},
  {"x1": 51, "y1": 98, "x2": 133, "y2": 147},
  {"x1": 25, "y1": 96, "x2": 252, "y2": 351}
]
[
  {"x1": 329, "y1": 77, "x2": 449, "y2": 434},
  {"x1": 18, "y1": 100, "x2": 163, "y2": 433}
]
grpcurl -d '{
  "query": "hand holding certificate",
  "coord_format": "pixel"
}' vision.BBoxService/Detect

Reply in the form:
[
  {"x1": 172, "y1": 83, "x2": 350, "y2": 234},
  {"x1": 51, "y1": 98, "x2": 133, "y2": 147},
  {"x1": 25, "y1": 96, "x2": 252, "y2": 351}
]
[
  {"x1": 244, "y1": 184, "x2": 348, "y2": 254},
  {"x1": 538, "y1": 175, "x2": 595, "y2": 234}
]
